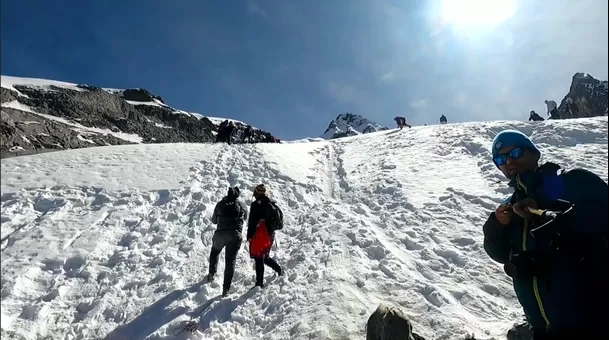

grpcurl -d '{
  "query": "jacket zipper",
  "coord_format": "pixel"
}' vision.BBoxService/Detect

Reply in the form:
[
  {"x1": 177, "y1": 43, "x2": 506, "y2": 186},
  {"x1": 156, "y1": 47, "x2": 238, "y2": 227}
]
[{"x1": 523, "y1": 218, "x2": 551, "y2": 331}]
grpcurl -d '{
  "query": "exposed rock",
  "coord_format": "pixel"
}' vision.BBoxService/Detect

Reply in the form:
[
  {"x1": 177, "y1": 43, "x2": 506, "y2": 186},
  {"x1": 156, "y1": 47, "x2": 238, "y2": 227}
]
[
  {"x1": 1, "y1": 76, "x2": 280, "y2": 158},
  {"x1": 558, "y1": 72, "x2": 608, "y2": 119},
  {"x1": 121, "y1": 88, "x2": 166, "y2": 104},
  {"x1": 366, "y1": 303, "x2": 427, "y2": 340},
  {"x1": 1, "y1": 87, "x2": 18, "y2": 104}
]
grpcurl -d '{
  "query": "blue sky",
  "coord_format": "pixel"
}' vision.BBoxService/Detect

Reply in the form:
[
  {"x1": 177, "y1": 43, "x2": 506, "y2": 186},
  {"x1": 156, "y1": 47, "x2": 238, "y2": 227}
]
[{"x1": 2, "y1": 0, "x2": 607, "y2": 140}]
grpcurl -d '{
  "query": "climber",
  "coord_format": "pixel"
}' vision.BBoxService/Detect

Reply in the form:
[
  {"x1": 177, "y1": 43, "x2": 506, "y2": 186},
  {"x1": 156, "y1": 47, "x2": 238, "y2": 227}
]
[
  {"x1": 544, "y1": 100, "x2": 559, "y2": 119},
  {"x1": 565, "y1": 98, "x2": 578, "y2": 118},
  {"x1": 482, "y1": 129, "x2": 608, "y2": 339},
  {"x1": 208, "y1": 186, "x2": 248, "y2": 296},
  {"x1": 215, "y1": 120, "x2": 228, "y2": 143},
  {"x1": 242, "y1": 125, "x2": 253, "y2": 143},
  {"x1": 224, "y1": 121, "x2": 236, "y2": 145},
  {"x1": 440, "y1": 114, "x2": 447, "y2": 124},
  {"x1": 247, "y1": 184, "x2": 283, "y2": 288},
  {"x1": 394, "y1": 116, "x2": 411, "y2": 130},
  {"x1": 528, "y1": 110, "x2": 544, "y2": 122}
]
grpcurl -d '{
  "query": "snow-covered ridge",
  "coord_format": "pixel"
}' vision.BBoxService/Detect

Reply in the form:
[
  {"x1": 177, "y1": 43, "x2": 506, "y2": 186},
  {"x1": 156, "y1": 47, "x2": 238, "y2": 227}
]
[
  {"x1": 1, "y1": 116, "x2": 606, "y2": 340},
  {"x1": 321, "y1": 112, "x2": 388, "y2": 139}
]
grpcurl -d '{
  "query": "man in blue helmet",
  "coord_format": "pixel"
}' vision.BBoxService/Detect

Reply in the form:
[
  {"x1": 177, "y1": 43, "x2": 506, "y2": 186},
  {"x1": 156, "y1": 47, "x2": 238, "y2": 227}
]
[{"x1": 482, "y1": 129, "x2": 608, "y2": 339}]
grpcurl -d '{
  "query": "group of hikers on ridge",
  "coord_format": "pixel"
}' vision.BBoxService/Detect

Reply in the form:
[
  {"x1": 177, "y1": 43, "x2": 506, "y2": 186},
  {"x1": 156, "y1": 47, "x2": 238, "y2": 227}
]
[
  {"x1": 215, "y1": 119, "x2": 281, "y2": 145},
  {"x1": 395, "y1": 114, "x2": 448, "y2": 129},
  {"x1": 528, "y1": 98, "x2": 579, "y2": 121}
]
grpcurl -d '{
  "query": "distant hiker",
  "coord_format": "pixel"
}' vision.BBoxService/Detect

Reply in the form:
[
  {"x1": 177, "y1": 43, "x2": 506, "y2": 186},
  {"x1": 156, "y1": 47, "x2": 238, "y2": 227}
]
[
  {"x1": 247, "y1": 184, "x2": 283, "y2": 288},
  {"x1": 394, "y1": 116, "x2": 411, "y2": 130},
  {"x1": 528, "y1": 110, "x2": 544, "y2": 122},
  {"x1": 224, "y1": 122, "x2": 236, "y2": 145},
  {"x1": 544, "y1": 100, "x2": 559, "y2": 119},
  {"x1": 565, "y1": 98, "x2": 578, "y2": 117},
  {"x1": 483, "y1": 129, "x2": 608, "y2": 339},
  {"x1": 208, "y1": 186, "x2": 248, "y2": 296},
  {"x1": 440, "y1": 114, "x2": 447, "y2": 124},
  {"x1": 242, "y1": 125, "x2": 253, "y2": 143}
]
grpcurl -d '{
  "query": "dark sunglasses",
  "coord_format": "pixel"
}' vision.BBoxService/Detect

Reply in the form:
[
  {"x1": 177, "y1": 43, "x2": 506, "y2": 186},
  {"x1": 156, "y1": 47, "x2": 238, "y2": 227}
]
[{"x1": 494, "y1": 147, "x2": 524, "y2": 166}]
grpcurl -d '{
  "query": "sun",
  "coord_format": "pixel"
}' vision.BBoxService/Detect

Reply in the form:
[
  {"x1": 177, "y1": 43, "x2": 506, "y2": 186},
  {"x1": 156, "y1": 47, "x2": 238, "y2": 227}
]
[{"x1": 440, "y1": 0, "x2": 516, "y2": 29}]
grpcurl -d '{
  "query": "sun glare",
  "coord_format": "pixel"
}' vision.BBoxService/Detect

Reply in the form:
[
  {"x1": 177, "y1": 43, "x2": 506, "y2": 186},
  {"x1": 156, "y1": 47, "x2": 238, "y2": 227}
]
[{"x1": 441, "y1": 0, "x2": 516, "y2": 29}]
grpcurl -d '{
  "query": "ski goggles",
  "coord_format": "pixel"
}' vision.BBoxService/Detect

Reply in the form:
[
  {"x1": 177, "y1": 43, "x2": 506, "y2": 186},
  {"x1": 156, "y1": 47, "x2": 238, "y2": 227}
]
[{"x1": 493, "y1": 147, "x2": 524, "y2": 166}]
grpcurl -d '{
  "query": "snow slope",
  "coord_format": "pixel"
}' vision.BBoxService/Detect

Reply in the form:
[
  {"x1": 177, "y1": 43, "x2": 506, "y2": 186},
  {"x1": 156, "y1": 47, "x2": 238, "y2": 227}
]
[{"x1": 1, "y1": 117, "x2": 607, "y2": 340}]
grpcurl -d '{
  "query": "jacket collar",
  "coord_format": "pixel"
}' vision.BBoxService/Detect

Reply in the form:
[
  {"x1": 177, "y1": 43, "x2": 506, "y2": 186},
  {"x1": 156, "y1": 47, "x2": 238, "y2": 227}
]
[{"x1": 508, "y1": 162, "x2": 562, "y2": 193}]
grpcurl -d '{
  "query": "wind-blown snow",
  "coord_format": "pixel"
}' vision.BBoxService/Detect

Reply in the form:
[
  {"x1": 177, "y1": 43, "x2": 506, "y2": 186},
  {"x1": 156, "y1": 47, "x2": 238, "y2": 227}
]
[{"x1": 1, "y1": 117, "x2": 607, "y2": 340}]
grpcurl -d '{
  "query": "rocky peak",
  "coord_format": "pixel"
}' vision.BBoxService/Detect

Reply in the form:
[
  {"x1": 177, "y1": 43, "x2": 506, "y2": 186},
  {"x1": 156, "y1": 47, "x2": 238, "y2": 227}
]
[
  {"x1": 321, "y1": 112, "x2": 388, "y2": 139},
  {"x1": 558, "y1": 72, "x2": 608, "y2": 118}
]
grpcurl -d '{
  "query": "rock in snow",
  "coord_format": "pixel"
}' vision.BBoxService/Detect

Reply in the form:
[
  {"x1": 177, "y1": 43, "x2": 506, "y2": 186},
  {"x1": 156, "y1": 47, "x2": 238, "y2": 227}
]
[{"x1": 1, "y1": 116, "x2": 607, "y2": 340}]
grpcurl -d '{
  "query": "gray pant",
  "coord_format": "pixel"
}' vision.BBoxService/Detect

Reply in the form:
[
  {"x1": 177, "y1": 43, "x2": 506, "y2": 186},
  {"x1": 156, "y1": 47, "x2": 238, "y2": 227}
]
[{"x1": 208, "y1": 229, "x2": 243, "y2": 290}]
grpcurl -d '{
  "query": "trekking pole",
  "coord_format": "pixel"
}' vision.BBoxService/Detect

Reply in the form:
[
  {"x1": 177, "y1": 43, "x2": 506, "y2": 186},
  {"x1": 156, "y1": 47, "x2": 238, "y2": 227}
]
[{"x1": 525, "y1": 200, "x2": 575, "y2": 237}]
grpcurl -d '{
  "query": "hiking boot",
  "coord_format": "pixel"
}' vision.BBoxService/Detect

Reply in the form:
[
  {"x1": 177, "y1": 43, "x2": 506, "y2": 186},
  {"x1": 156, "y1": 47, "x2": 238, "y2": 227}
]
[
  {"x1": 222, "y1": 287, "x2": 230, "y2": 297},
  {"x1": 206, "y1": 273, "x2": 215, "y2": 283}
]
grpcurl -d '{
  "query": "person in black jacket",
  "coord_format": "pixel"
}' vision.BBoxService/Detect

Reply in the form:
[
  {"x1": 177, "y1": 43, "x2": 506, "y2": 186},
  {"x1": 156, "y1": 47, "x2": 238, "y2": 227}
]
[
  {"x1": 528, "y1": 110, "x2": 544, "y2": 122},
  {"x1": 483, "y1": 130, "x2": 608, "y2": 339},
  {"x1": 247, "y1": 184, "x2": 283, "y2": 287},
  {"x1": 208, "y1": 186, "x2": 248, "y2": 296}
]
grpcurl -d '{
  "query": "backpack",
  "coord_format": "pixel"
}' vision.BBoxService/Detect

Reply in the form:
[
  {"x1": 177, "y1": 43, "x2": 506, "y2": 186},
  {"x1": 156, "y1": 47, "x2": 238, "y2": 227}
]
[
  {"x1": 250, "y1": 220, "x2": 272, "y2": 258},
  {"x1": 264, "y1": 200, "x2": 283, "y2": 231}
]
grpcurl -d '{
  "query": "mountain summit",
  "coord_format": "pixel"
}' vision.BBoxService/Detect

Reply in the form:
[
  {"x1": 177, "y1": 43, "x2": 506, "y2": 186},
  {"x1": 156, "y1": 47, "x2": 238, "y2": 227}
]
[
  {"x1": 558, "y1": 72, "x2": 608, "y2": 118},
  {"x1": 321, "y1": 112, "x2": 388, "y2": 139}
]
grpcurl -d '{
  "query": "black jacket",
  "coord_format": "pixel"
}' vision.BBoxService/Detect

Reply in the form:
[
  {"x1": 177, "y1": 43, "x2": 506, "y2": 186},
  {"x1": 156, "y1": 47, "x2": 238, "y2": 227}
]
[
  {"x1": 212, "y1": 196, "x2": 248, "y2": 232},
  {"x1": 247, "y1": 196, "x2": 278, "y2": 240},
  {"x1": 482, "y1": 162, "x2": 608, "y2": 333}
]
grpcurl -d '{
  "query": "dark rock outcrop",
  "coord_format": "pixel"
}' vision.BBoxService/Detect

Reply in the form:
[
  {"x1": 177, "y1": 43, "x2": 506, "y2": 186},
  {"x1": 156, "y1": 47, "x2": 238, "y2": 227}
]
[
  {"x1": 558, "y1": 73, "x2": 608, "y2": 119},
  {"x1": 121, "y1": 88, "x2": 166, "y2": 104},
  {"x1": 0, "y1": 77, "x2": 279, "y2": 158}
]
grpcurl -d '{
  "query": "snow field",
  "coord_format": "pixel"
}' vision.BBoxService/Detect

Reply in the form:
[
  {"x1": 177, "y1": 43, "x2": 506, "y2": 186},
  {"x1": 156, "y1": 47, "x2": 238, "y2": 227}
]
[{"x1": 1, "y1": 116, "x2": 607, "y2": 340}]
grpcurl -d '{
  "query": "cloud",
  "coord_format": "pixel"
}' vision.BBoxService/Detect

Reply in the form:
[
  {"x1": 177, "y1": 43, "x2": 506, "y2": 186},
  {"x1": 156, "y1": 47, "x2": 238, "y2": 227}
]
[
  {"x1": 247, "y1": 0, "x2": 267, "y2": 17},
  {"x1": 409, "y1": 99, "x2": 428, "y2": 110},
  {"x1": 380, "y1": 72, "x2": 395, "y2": 81}
]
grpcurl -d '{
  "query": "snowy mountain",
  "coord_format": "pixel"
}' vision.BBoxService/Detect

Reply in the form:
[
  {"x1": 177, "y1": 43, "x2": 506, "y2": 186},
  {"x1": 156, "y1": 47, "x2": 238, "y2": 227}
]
[
  {"x1": 0, "y1": 76, "x2": 279, "y2": 158},
  {"x1": 2, "y1": 116, "x2": 606, "y2": 340},
  {"x1": 321, "y1": 112, "x2": 389, "y2": 139},
  {"x1": 558, "y1": 72, "x2": 608, "y2": 118}
]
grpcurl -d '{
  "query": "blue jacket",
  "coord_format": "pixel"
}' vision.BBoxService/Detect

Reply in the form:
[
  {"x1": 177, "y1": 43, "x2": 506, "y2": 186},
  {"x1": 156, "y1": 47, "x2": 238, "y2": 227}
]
[{"x1": 483, "y1": 162, "x2": 608, "y2": 334}]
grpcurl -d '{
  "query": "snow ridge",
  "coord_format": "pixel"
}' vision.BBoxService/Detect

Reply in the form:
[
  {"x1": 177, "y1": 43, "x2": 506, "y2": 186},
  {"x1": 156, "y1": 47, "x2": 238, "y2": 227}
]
[{"x1": 1, "y1": 117, "x2": 607, "y2": 340}]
